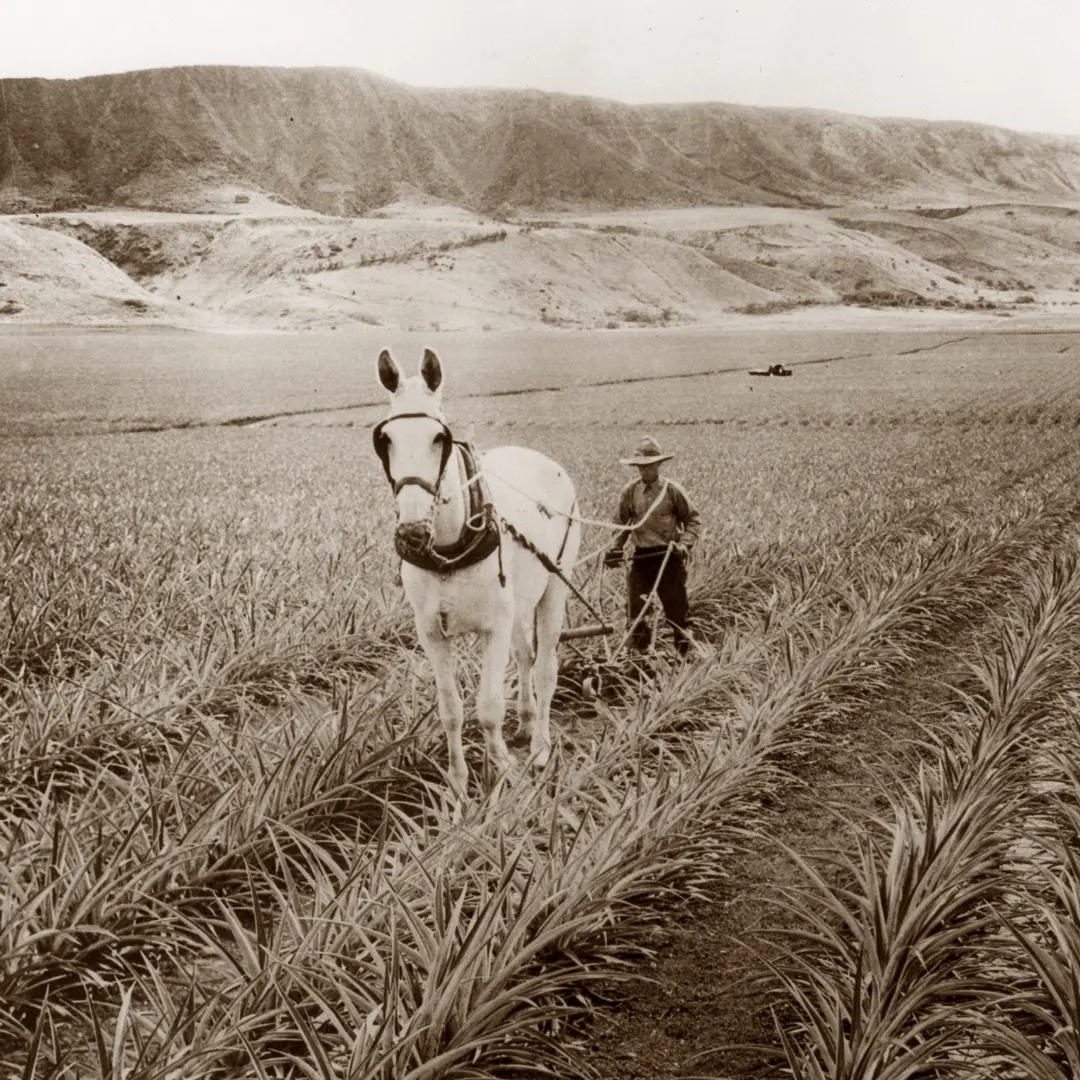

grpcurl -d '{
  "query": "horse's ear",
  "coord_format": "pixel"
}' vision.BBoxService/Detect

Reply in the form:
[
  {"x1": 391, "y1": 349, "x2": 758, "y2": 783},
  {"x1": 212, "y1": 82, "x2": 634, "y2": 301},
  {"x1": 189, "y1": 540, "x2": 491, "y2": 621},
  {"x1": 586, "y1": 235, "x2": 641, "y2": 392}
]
[
  {"x1": 375, "y1": 349, "x2": 401, "y2": 393},
  {"x1": 420, "y1": 349, "x2": 442, "y2": 393},
  {"x1": 377, "y1": 349, "x2": 402, "y2": 394}
]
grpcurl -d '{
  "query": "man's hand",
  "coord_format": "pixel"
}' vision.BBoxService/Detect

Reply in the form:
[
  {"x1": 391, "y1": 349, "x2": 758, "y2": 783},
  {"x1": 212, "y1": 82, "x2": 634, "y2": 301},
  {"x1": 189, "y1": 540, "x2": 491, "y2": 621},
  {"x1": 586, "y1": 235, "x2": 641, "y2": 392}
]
[
  {"x1": 673, "y1": 543, "x2": 692, "y2": 564},
  {"x1": 603, "y1": 549, "x2": 624, "y2": 569}
]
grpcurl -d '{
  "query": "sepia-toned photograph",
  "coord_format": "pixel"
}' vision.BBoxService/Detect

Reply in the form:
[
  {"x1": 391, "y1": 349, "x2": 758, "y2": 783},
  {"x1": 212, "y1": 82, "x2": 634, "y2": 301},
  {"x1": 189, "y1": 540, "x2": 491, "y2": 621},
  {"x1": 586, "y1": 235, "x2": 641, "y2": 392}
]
[{"x1": 2, "y1": 0, "x2": 1080, "y2": 1074}]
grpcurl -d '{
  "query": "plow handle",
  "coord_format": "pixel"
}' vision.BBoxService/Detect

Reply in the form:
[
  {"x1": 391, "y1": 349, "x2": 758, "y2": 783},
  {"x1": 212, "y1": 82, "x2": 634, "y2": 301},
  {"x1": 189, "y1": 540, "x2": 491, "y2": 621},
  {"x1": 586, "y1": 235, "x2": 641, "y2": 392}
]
[{"x1": 559, "y1": 623, "x2": 614, "y2": 642}]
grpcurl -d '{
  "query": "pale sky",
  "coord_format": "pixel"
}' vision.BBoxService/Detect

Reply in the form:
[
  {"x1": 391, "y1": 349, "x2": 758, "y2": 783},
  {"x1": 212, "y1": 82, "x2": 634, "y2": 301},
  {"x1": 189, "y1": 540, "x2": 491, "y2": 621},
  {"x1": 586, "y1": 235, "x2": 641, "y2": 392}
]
[{"x1": 3, "y1": 0, "x2": 1079, "y2": 136}]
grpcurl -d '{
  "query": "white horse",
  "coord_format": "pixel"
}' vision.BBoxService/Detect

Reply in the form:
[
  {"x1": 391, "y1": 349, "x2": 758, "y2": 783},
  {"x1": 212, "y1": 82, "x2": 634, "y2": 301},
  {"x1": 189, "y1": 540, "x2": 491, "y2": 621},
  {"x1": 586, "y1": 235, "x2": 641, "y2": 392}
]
[{"x1": 374, "y1": 348, "x2": 582, "y2": 793}]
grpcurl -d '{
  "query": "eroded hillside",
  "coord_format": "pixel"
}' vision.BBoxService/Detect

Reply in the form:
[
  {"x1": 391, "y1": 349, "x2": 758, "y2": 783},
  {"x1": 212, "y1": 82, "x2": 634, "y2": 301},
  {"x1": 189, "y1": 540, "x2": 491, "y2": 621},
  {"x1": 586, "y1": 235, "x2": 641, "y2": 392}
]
[
  {"x1": 5, "y1": 200, "x2": 1080, "y2": 330},
  {"x1": 0, "y1": 220, "x2": 192, "y2": 325}
]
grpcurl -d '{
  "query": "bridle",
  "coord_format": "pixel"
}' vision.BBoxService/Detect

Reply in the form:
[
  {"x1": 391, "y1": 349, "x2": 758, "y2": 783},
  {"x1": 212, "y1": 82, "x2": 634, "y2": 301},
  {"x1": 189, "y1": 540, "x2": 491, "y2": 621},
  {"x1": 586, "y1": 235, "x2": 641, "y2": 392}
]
[
  {"x1": 372, "y1": 412, "x2": 455, "y2": 498},
  {"x1": 373, "y1": 410, "x2": 507, "y2": 579}
]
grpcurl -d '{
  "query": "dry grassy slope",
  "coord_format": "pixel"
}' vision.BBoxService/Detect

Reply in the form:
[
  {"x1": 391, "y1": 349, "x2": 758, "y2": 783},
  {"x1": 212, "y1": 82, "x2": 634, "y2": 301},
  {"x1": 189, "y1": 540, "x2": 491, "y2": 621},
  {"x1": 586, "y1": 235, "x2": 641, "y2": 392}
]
[
  {"x1": 309, "y1": 228, "x2": 777, "y2": 330},
  {"x1": 6, "y1": 200, "x2": 1080, "y2": 330},
  {"x1": 655, "y1": 217, "x2": 986, "y2": 303},
  {"x1": 2, "y1": 66, "x2": 1080, "y2": 216},
  {"x1": 0, "y1": 220, "x2": 191, "y2": 324},
  {"x1": 561, "y1": 204, "x2": 1080, "y2": 305},
  {"x1": 965, "y1": 203, "x2": 1080, "y2": 250},
  {"x1": 829, "y1": 208, "x2": 1080, "y2": 291}
]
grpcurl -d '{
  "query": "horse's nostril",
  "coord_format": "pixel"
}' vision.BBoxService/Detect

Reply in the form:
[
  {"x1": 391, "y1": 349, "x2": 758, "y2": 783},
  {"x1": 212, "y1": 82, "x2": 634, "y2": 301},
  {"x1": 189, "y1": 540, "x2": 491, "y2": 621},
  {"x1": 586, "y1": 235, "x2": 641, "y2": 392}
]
[{"x1": 395, "y1": 523, "x2": 434, "y2": 562}]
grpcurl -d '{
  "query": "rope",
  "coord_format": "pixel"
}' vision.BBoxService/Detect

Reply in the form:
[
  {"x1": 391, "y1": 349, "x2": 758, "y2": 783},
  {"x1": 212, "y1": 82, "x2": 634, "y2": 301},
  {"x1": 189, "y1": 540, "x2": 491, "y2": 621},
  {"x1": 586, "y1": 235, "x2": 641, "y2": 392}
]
[
  {"x1": 446, "y1": 463, "x2": 671, "y2": 540},
  {"x1": 474, "y1": 466, "x2": 672, "y2": 568},
  {"x1": 574, "y1": 539, "x2": 621, "y2": 570},
  {"x1": 501, "y1": 518, "x2": 610, "y2": 630},
  {"x1": 570, "y1": 479, "x2": 672, "y2": 568}
]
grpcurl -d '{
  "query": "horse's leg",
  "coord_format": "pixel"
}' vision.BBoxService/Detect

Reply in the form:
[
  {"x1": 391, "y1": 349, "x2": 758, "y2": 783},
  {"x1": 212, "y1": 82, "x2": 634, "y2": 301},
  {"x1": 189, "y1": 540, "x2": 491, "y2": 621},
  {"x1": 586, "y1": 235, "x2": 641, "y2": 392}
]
[
  {"x1": 417, "y1": 625, "x2": 468, "y2": 794},
  {"x1": 511, "y1": 616, "x2": 538, "y2": 747},
  {"x1": 531, "y1": 575, "x2": 570, "y2": 768},
  {"x1": 476, "y1": 623, "x2": 514, "y2": 778}
]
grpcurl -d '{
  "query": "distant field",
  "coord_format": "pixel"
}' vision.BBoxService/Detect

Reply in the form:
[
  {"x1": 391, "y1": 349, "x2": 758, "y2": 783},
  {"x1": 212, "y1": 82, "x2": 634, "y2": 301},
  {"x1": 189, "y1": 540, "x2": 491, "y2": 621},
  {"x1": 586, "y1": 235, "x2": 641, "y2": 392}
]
[
  {"x1": 272, "y1": 328, "x2": 1080, "y2": 434},
  {"x1": 2, "y1": 325, "x2": 1077, "y2": 437}
]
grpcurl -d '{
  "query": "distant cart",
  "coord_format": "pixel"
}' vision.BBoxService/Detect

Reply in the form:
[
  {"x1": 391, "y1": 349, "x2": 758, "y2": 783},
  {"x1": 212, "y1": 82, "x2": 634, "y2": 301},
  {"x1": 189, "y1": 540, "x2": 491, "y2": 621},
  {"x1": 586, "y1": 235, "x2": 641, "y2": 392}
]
[{"x1": 749, "y1": 364, "x2": 793, "y2": 377}]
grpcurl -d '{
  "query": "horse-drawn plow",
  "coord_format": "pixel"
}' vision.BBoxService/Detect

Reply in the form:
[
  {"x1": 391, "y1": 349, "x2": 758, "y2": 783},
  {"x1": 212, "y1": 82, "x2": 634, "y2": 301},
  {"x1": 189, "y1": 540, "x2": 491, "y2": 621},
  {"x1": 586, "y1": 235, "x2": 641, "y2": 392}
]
[{"x1": 557, "y1": 538, "x2": 688, "y2": 702}]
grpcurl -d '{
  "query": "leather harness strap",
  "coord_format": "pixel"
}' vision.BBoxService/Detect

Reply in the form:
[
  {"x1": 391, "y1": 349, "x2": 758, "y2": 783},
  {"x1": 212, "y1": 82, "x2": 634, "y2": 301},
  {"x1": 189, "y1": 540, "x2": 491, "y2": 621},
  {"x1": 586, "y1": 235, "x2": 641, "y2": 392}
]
[
  {"x1": 395, "y1": 441, "x2": 502, "y2": 575},
  {"x1": 371, "y1": 412, "x2": 455, "y2": 495}
]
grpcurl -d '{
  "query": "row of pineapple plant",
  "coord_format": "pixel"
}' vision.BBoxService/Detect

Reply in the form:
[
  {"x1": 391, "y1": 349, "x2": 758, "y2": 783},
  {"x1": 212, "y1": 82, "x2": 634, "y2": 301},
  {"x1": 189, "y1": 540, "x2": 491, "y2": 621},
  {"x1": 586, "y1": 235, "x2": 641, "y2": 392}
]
[{"x1": 771, "y1": 542, "x2": 1080, "y2": 1078}]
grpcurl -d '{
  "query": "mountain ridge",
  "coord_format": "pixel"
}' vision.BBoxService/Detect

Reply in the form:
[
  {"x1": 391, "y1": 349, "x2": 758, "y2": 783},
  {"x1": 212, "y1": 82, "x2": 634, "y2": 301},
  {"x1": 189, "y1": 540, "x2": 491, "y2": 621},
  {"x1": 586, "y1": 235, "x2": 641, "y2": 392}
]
[{"x1": 2, "y1": 65, "x2": 1079, "y2": 217}]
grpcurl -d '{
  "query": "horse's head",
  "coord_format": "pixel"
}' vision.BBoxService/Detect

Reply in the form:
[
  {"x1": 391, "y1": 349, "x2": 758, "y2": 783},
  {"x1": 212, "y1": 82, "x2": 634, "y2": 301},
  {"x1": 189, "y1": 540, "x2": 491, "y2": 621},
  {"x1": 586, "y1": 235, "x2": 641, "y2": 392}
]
[{"x1": 374, "y1": 348, "x2": 454, "y2": 548}]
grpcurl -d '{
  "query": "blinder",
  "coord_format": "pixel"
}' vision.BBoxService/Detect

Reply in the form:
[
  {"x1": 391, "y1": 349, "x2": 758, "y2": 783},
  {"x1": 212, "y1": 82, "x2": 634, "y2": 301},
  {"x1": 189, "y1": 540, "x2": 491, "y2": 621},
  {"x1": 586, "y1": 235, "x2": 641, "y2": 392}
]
[{"x1": 372, "y1": 412, "x2": 455, "y2": 497}]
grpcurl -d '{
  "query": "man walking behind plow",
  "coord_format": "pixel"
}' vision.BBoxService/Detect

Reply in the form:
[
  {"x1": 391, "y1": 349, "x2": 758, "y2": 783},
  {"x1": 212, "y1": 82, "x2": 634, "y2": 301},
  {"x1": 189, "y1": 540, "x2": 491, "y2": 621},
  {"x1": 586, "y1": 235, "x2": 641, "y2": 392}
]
[{"x1": 604, "y1": 436, "x2": 701, "y2": 658}]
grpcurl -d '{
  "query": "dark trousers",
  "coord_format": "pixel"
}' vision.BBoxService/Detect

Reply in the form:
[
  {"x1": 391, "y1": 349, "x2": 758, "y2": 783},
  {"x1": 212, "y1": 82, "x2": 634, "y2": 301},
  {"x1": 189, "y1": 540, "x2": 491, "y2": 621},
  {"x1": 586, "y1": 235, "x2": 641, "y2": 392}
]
[{"x1": 627, "y1": 547, "x2": 691, "y2": 655}]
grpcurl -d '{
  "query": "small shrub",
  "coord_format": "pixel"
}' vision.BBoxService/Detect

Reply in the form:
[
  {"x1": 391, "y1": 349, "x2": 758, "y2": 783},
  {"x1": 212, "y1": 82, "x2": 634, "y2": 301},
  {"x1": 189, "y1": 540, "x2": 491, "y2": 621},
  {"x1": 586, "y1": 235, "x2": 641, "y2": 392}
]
[
  {"x1": 609, "y1": 307, "x2": 681, "y2": 326},
  {"x1": 843, "y1": 289, "x2": 920, "y2": 308},
  {"x1": 734, "y1": 299, "x2": 815, "y2": 316}
]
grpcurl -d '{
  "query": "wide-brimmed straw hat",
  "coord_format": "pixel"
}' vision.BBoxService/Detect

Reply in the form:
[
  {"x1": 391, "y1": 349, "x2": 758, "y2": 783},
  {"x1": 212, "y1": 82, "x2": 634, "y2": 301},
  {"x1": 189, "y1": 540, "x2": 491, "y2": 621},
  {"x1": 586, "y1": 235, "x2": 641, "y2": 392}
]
[{"x1": 619, "y1": 436, "x2": 674, "y2": 467}]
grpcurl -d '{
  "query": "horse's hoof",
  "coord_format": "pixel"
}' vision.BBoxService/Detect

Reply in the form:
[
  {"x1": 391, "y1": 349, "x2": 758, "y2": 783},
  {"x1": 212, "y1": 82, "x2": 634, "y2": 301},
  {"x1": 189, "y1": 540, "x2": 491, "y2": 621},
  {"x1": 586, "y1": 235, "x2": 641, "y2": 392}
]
[
  {"x1": 446, "y1": 769, "x2": 469, "y2": 802},
  {"x1": 506, "y1": 728, "x2": 531, "y2": 750},
  {"x1": 529, "y1": 744, "x2": 551, "y2": 771}
]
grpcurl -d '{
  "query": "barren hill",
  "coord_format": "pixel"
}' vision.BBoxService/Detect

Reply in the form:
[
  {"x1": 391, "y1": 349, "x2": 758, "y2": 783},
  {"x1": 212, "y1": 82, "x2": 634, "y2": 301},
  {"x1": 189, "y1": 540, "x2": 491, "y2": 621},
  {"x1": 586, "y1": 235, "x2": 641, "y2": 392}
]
[
  {"x1": 0, "y1": 220, "x2": 191, "y2": 324},
  {"x1": 4, "y1": 201, "x2": 1076, "y2": 331},
  {"x1": 2, "y1": 66, "x2": 1080, "y2": 216}
]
